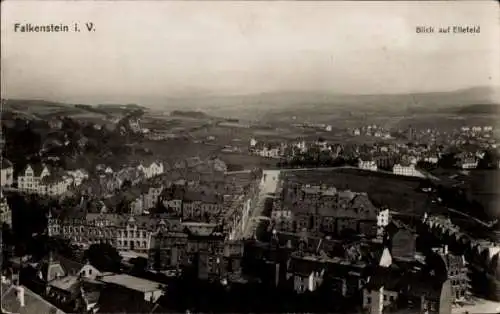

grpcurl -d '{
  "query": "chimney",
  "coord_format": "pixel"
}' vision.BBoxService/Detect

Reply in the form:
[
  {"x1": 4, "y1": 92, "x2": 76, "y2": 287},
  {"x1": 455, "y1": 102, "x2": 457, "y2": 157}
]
[
  {"x1": 443, "y1": 245, "x2": 449, "y2": 255},
  {"x1": 16, "y1": 286, "x2": 25, "y2": 307}
]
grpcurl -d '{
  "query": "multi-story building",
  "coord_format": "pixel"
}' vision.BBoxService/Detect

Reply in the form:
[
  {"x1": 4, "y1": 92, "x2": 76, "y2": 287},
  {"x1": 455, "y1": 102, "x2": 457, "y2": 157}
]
[
  {"x1": 363, "y1": 268, "x2": 452, "y2": 314},
  {"x1": 431, "y1": 246, "x2": 469, "y2": 302},
  {"x1": 148, "y1": 220, "x2": 232, "y2": 280},
  {"x1": 66, "y1": 169, "x2": 89, "y2": 187},
  {"x1": 18, "y1": 163, "x2": 50, "y2": 193},
  {"x1": 18, "y1": 164, "x2": 71, "y2": 196},
  {"x1": 458, "y1": 157, "x2": 478, "y2": 169},
  {"x1": 392, "y1": 163, "x2": 423, "y2": 177},
  {"x1": 358, "y1": 159, "x2": 378, "y2": 171},
  {"x1": 182, "y1": 191, "x2": 224, "y2": 222},
  {"x1": 137, "y1": 161, "x2": 164, "y2": 179},
  {"x1": 148, "y1": 218, "x2": 189, "y2": 271},
  {"x1": 141, "y1": 185, "x2": 164, "y2": 211},
  {"x1": 48, "y1": 212, "x2": 157, "y2": 253},
  {"x1": 0, "y1": 189, "x2": 12, "y2": 227},
  {"x1": 287, "y1": 252, "x2": 369, "y2": 296},
  {"x1": 272, "y1": 183, "x2": 379, "y2": 238},
  {"x1": 1, "y1": 158, "x2": 14, "y2": 187},
  {"x1": 116, "y1": 216, "x2": 155, "y2": 252}
]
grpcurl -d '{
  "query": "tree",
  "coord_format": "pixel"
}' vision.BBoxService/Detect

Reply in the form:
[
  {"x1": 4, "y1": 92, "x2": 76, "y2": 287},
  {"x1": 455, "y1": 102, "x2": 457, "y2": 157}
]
[
  {"x1": 84, "y1": 243, "x2": 122, "y2": 272},
  {"x1": 478, "y1": 150, "x2": 498, "y2": 169},
  {"x1": 129, "y1": 257, "x2": 149, "y2": 275},
  {"x1": 437, "y1": 153, "x2": 458, "y2": 169}
]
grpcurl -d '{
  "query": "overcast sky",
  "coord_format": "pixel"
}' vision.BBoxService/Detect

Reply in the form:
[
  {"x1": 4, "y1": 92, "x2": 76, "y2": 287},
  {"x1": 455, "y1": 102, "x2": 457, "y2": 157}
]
[{"x1": 1, "y1": 1, "x2": 499, "y2": 105}]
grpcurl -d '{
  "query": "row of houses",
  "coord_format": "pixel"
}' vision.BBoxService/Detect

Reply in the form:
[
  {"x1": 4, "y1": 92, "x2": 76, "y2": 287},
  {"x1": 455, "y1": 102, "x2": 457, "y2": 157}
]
[
  {"x1": 247, "y1": 216, "x2": 469, "y2": 314},
  {"x1": 47, "y1": 211, "x2": 246, "y2": 280},
  {"x1": 271, "y1": 182, "x2": 383, "y2": 238},
  {"x1": 15, "y1": 164, "x2": 89, "y2": 197}
]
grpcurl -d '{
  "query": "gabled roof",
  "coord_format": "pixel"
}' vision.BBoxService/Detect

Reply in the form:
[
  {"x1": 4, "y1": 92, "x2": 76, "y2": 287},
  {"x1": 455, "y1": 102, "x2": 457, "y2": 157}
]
[
  {"x1": 22, "y1": 163, "x2": 47, "y2": 177},
  {"x1": 55, "y1": 254, "x2": 85, "y2": 276},
  {"x1": 1, "y1": 283, "x2": 66, "y2": 314},
  {"x1": 48, "y1": 275, "x2": 80, "y2": 293},
  {"x1": 37, "y1": 256, "x2": 66, "y2": 283}
]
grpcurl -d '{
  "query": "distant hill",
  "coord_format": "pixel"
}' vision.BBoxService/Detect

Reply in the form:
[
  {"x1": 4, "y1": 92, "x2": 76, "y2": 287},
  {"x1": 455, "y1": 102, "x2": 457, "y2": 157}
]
[
  {"x1": 150, "y1": 86, "x2": 500, "y2": 120},
  {"x1": 455, "y1": 104, "x2": 499, "y2": 115},
  {"x1": 96, "y1": 104, "x2": 148, "y2": 111},
  {"x1": 1, "y1": 99, "x2": 148, "y2": 122},
  {"x1": 170, "y1": 110, "x2": 209, "y2": 119}
]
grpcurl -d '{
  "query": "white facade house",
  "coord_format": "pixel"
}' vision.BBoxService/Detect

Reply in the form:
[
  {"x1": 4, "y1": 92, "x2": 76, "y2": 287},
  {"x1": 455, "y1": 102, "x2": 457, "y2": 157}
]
[
  {"x1": 66, "y1": 169, "x2": 89, "y2": 187},
  {"x1": 17, "y1": 164, "x2": 70, "y2": 196},
  {"x1": 1, "y1": 159, "x2": 14, "y2": 187},
  {"x1": 78, "y1": 264, "x2": 102, "y2": 280},
  {"x1": 392, "y1": 164, "x2": 424, "y2": 178},
  {"x1": 424, "y1": 156, "x2": 439, "y2": 164},
  {"x1": 116, "y1": 216, "x2": 153, "y2": 252},
  {"x1": 257, "y1": 146, "x2": 281, "y2": 158},
  {"x1": 376, "y1": 209, "x2": 390, "y2": 238},
  {"x1": 18, "y1": 164, "x2": 50, "y2": 193},
  {"x1": 250, "y1": 138, "x2": 258, "y2": 148},
  {"x1": 138, "y1": 161, "x2": 164, "y2": 179},
  {"x1": 460, "y1": 158, "x2": 478, "y2": 169},
  {"x1": 359, "y1": 159, "x2": 378, "y2": 171},
  {"x1": 1, "y1": 190, "x2": 12, "y2": 227}
]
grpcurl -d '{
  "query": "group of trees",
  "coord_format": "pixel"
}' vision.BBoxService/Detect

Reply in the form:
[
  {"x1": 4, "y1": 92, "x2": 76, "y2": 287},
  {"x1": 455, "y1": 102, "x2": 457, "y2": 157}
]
[
  {"x1": 278, "y1": 153, "x2": 357, "y2": 169},
  {"x1": 84, "y1": 243, "x2": 123, "y2": 273}
]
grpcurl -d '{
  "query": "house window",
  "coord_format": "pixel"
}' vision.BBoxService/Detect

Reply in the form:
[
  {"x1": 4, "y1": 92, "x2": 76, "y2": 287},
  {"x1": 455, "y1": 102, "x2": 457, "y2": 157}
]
[
  {"x1": 89, "y1": 269, "x2": 92, "y2": 275},
  {"x1": 430, "y1": 302, "x2": 436, "y2": 311},
  {"x1": 383, "y1": 295, "x2": 387, "y2": 301},
  {"x1": 367, "y1": 297, "x2": 371, "y2": 304}
]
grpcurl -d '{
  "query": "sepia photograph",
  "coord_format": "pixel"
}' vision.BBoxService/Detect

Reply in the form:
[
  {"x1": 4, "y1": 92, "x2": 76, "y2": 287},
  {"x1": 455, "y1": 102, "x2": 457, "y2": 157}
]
[{"x1": 1, "y1": 1, "x2": 500, "y2": 313}]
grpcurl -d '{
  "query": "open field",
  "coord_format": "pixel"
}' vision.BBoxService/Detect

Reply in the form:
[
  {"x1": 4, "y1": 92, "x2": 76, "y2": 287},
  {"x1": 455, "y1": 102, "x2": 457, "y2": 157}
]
[
  {"x1": 140, "y1": 139, "x2": 221, "y2": 162},
  {"x1": 219, "y1": 152, "x2": 279, "y2": 171},
  {"x1": 465, "y1": 170, "x2": 500, "y2": 219}
]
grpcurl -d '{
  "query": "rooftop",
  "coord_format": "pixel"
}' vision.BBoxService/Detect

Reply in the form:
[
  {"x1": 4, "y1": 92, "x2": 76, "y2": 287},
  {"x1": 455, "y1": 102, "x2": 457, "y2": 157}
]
[
  {"x1": 1, "y1": 159, "x2": 13, "y2": 169},
  {"x1": 1, "y1": 283, "x2": 66, "y2": 314},
  {"x1": 98, "y1": 274, "x2": 164, "y2": 293},
  {"x1": 48, "y1": 275, "x2": 79, "y2": 292}
]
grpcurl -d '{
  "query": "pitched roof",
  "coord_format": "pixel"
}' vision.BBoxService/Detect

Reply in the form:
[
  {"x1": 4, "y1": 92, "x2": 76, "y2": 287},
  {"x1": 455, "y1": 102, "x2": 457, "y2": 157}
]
[
  {"x1": 1, "y1": 283, "x2": 66, "y2": 314},
  {"x1": 98, "y1": 274, "x2": 164, "y2": 293},
  {"x1": 54, "y1": 254, "x2": 85, "y2": 276},
  {"x1": 1, "y1": 159, "x2": 13, "y2": 169},
  {"x1": 96, "y1": 284, "x2": 164, "y2": 314},
  {"x1": 22, "y1": 163, "x2": 47, "y2": 177},
  {"x1": 48, "y1": 275, "x2": 79, "y2": 293}
]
